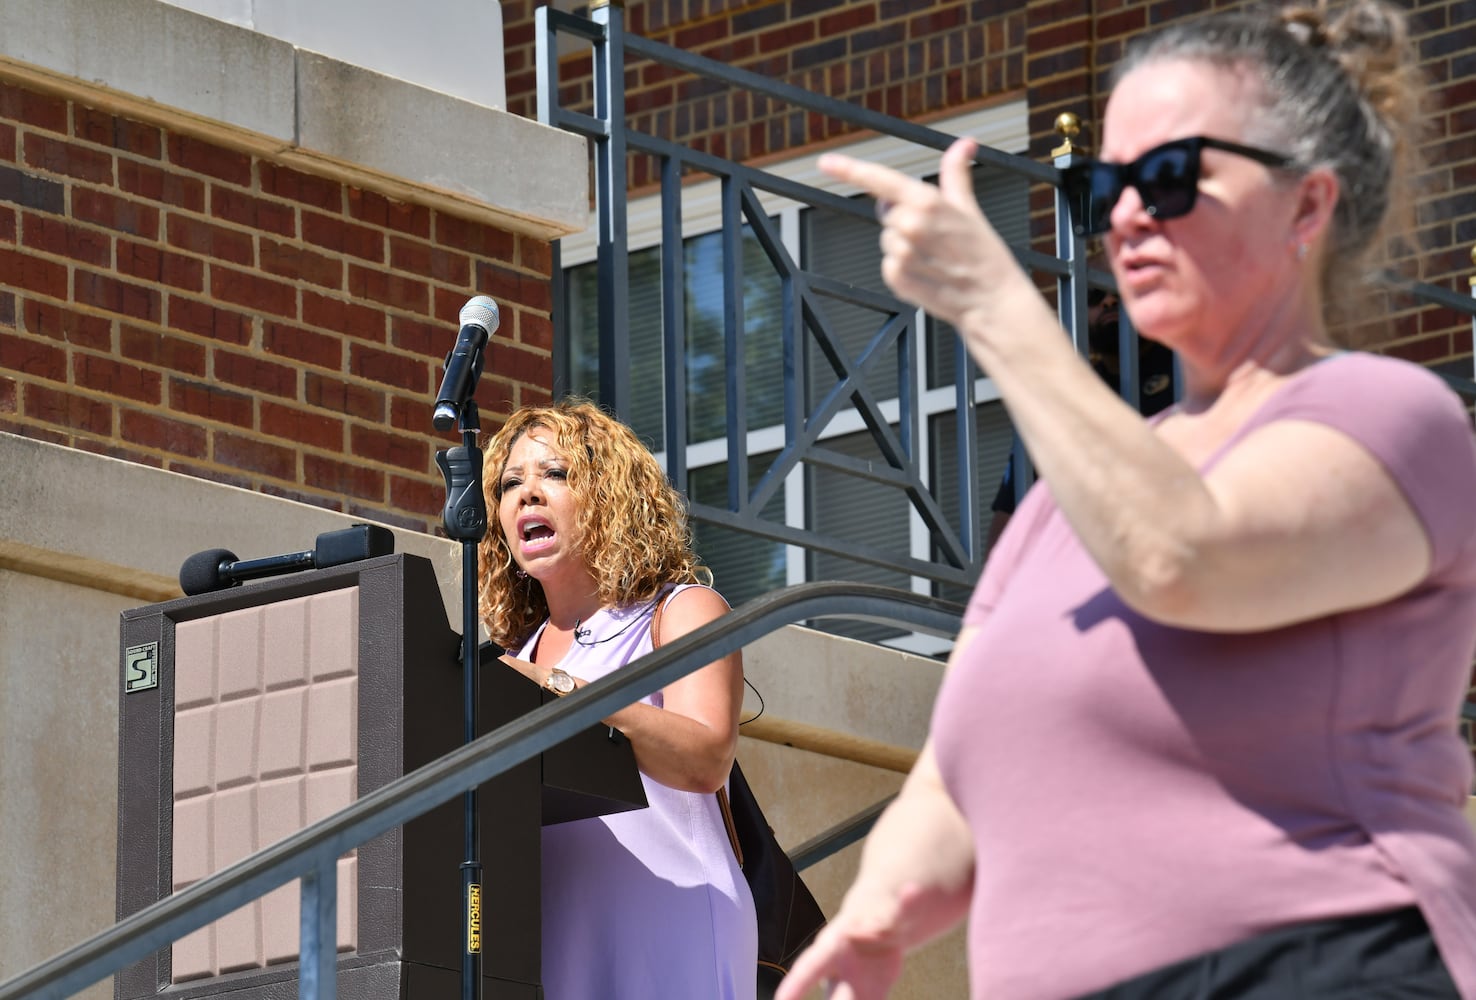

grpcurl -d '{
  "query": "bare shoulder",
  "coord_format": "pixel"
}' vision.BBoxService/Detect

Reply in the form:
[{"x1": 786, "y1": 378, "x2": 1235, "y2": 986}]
[{"x1": 660, "y1": 584, "x2": 733, "y2": 635}]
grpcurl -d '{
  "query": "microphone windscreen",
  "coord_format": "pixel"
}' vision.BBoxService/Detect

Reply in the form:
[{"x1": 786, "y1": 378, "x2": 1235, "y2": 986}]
[
  {"x1": 459, "y1": 295, "x2": 500, "y2": 334},
  {"x1": 179, "y1": 548, "x2": 238, "y2": 596}
]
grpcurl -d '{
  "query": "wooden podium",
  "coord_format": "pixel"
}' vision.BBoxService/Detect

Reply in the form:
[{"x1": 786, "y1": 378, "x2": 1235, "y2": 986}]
[{"x1": 114, "y1": 553, "x2": 645, "y2": 999}]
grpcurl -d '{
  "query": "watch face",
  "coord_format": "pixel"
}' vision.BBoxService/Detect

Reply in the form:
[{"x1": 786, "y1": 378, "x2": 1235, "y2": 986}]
[{"x1": 546, "y1": 669, "x2": 575, "y2": 695}]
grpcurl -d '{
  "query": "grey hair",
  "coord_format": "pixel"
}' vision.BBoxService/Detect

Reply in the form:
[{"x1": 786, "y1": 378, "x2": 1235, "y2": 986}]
[{"x1": 1112, "y1": 0, "x2": 1426, "y2": 315}]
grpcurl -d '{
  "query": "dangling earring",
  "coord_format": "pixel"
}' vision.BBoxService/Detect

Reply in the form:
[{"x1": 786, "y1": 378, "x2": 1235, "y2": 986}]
[{"x1": 515, "y1": 567, "x2": 527, "y2": 580}]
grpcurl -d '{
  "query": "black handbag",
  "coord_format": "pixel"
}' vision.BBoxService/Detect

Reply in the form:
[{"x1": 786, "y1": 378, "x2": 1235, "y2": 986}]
[
  {"x1": 717, "y1": 761, "x2": 828, "y2": 994},
  {"x1": 650, "y1": 596, "x2": 827, "y2": 995}
]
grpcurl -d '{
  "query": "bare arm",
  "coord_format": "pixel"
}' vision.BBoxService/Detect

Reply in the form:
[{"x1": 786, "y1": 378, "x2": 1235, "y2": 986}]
[
  {"x1": 500, "y1": 585, "x2": 742, "y2": 793},
  {"x1": 611, "y1": 585, "x2": 743, "y2": 791},
  {"x1": 818, "y1": 140, "x2": 1429, "y2": 632}
]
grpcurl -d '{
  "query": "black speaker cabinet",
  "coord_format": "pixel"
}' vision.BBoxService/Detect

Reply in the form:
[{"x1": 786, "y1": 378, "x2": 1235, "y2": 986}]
[{"x1": 115, "y1": 553, "x2": 644, "y2": 999}]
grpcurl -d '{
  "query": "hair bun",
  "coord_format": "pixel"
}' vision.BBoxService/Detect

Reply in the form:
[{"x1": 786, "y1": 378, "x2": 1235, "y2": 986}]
[
  {"x1": 1324, "y1": 0, "x2": 1418, "y2": 129},
  {"x1": 1279, "y1": 4, "x2": 1331, "y2": 47},
  {"x1": 1279, "y1": 0, "x2": 1408, "y2": 79},
  {"x1": 1326, "y1": 0, "x2": 1407, "y2": 55}
]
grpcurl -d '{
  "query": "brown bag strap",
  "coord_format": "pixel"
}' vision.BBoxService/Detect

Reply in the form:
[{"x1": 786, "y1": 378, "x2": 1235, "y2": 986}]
[
  {"x1": 716, "y1": 785, "x2": 743, "y2": 868},
  {"x1": 649, "y1": 590, "x2": 666, "y2": 649},
  {"x1": 650, "y1": 588, "x2": 744, "y2": 869}
]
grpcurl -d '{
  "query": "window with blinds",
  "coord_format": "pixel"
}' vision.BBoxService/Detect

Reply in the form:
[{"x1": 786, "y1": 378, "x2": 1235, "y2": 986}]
[{"x1": 794, "y1": 163, "x2": 1029, "y2": 642}]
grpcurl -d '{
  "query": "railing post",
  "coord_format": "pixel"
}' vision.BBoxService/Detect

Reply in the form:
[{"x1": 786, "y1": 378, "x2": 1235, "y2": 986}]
[
  {"x1": 590, "y1": 0, "x2": 633, "y2": 421},
  {"x1": 951, "y1": 331, "x2": 980, "y2": 561},
  {"x1": 535, "y1": 6, "x2": 571, "y2": 400},
  {"x1": 721, "y1": 176, "x2": 748, "y2": 510},
  {"x1": 660, "y1": 154, "x2": 689, "y2": 489},
  {"x1": 1030, "y1": 113, "x2": 1094, "y2": 506},
  {"x1": 298, "y1": 857, "x2": 338, "y2": 1000},
  {"x1": 1052, "y1": 112, "x2": 1090, "y2": 361}
]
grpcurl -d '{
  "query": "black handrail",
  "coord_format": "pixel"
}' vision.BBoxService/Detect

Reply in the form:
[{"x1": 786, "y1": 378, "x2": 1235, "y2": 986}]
[{"x1": 0, "y1": 581, "x2": 964, "y2": 1000}]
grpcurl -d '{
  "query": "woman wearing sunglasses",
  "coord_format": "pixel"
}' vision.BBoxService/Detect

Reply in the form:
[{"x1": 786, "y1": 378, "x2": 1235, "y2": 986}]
[{"x1": 785, "y1": 2, "x2": 1476, "y2": 999}]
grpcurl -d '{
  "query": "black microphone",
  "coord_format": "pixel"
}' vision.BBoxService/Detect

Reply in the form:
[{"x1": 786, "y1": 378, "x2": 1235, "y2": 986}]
[
  {"x1": 178, "y1": 524, "x2": 395, "y2": 596},
  {"x1": 433, "y1": 295, "x2": 500, "y2": 431}
]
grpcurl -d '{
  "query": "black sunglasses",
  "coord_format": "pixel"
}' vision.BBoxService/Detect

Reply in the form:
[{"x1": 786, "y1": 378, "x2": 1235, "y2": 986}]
[{"x1": 1062, "y1": 136, "x2": 1295, "y2": 237}]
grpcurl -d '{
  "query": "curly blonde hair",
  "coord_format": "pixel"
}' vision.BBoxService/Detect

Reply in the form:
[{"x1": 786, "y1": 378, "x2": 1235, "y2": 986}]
[{"x1": 477, "y1": 398, "x2": 708, "y2": 648}]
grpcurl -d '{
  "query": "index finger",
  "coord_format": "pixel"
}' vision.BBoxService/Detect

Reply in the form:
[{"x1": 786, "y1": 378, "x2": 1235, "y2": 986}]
[
  {"x1": 816, "y1": 152, "x2": 933, "y2": 206},
  {"x1": 773, "y1": 930, "x2": 840, "y2": 1000}
]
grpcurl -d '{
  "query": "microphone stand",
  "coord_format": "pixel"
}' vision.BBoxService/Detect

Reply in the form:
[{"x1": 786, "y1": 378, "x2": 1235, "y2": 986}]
[{"x1": 436, "y1": 400, "x2": 488, "y2": 1000}]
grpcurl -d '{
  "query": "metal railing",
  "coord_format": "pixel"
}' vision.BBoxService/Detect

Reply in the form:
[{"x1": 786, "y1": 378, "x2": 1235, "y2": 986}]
[
  {"x1": 536, "y1": 3, "x2": 1068, "y2": 592},
  {"x1": 0, "y1": 581, "x2": 964, "y2": 1000},
  {"x1": 535, "y1": 3, "x2": 1476, "y2": 598}
]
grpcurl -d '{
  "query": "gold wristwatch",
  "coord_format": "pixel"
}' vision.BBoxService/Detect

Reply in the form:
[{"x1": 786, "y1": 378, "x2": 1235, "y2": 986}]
[{"x1": 544, "y1": 668, "x2": 576, "y2": 696}]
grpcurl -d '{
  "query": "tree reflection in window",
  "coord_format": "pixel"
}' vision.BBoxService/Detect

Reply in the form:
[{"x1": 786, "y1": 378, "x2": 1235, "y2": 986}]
[{"x1": 565, "y1": 225, "x2": 785, "y2": 450}]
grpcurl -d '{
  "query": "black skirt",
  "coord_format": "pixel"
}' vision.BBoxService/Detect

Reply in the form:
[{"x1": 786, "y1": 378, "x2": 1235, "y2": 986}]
[{"x1": 1076, "y1": 906, "x2": 1458, "y2": 999}]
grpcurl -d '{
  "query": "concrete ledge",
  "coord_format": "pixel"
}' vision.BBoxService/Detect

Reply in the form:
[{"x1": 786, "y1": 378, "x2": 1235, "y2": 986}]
[
  {"x1": 0, "y1": 0, "x2": 589, "y2": 240},
  {"x1": 745, "y1": 622, "x2": 943, "y2": 752},
  {"x1": 2, "y1": 0, "x2": 297, "y2": 138},
  {"x1": 160, "y1": 0, "x2": 507, "y2": 111},
  {"x1": 0, "y1": 431, "x2": 462, "y2": 614},
  {"x1": 295, "y1": 53, "x2": 589, "y2": 238}
]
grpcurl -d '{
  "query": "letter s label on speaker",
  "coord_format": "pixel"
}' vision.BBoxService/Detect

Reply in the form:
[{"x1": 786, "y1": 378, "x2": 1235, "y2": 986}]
[{"x1": 125, "y1": 642, "x2": 159, "y2": 694}]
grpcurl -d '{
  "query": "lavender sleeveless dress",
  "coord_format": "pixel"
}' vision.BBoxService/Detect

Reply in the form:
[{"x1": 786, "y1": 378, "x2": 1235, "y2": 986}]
[{"x1": 512, "y1": 584, "x2": 758, "y2": 1000}]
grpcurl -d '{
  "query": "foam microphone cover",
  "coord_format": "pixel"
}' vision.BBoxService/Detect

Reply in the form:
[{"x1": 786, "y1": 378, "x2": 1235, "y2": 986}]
[{"x1": 179, "y1": 547, "x2": 239, "y2": 596}]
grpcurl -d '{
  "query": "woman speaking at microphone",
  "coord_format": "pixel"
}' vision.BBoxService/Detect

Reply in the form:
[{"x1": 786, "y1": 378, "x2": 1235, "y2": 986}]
[{"x1": 476, "y1": 397, "x2": 757, "y2": 1000}]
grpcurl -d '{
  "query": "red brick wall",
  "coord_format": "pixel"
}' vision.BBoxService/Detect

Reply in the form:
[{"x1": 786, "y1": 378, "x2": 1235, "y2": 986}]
[
  {"x1": 4, "y1": 2, "x2": 1471, "y2": 534},
  {"x1": 1402, "y1": 0, "x2": 1476, "y2": 362},
  {"x1": 502, "y1": 0, "x2": 1475, "y2": 366},
  {"x1": 503, "y1": 0, "x2": 1029, "y2": 191},
  {"x1": 1043, "y1": 0, "x2": 1476, "y2": 362},
  {"x1": 0, "y1": 80, "x2": 553, "y2": 535}
]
